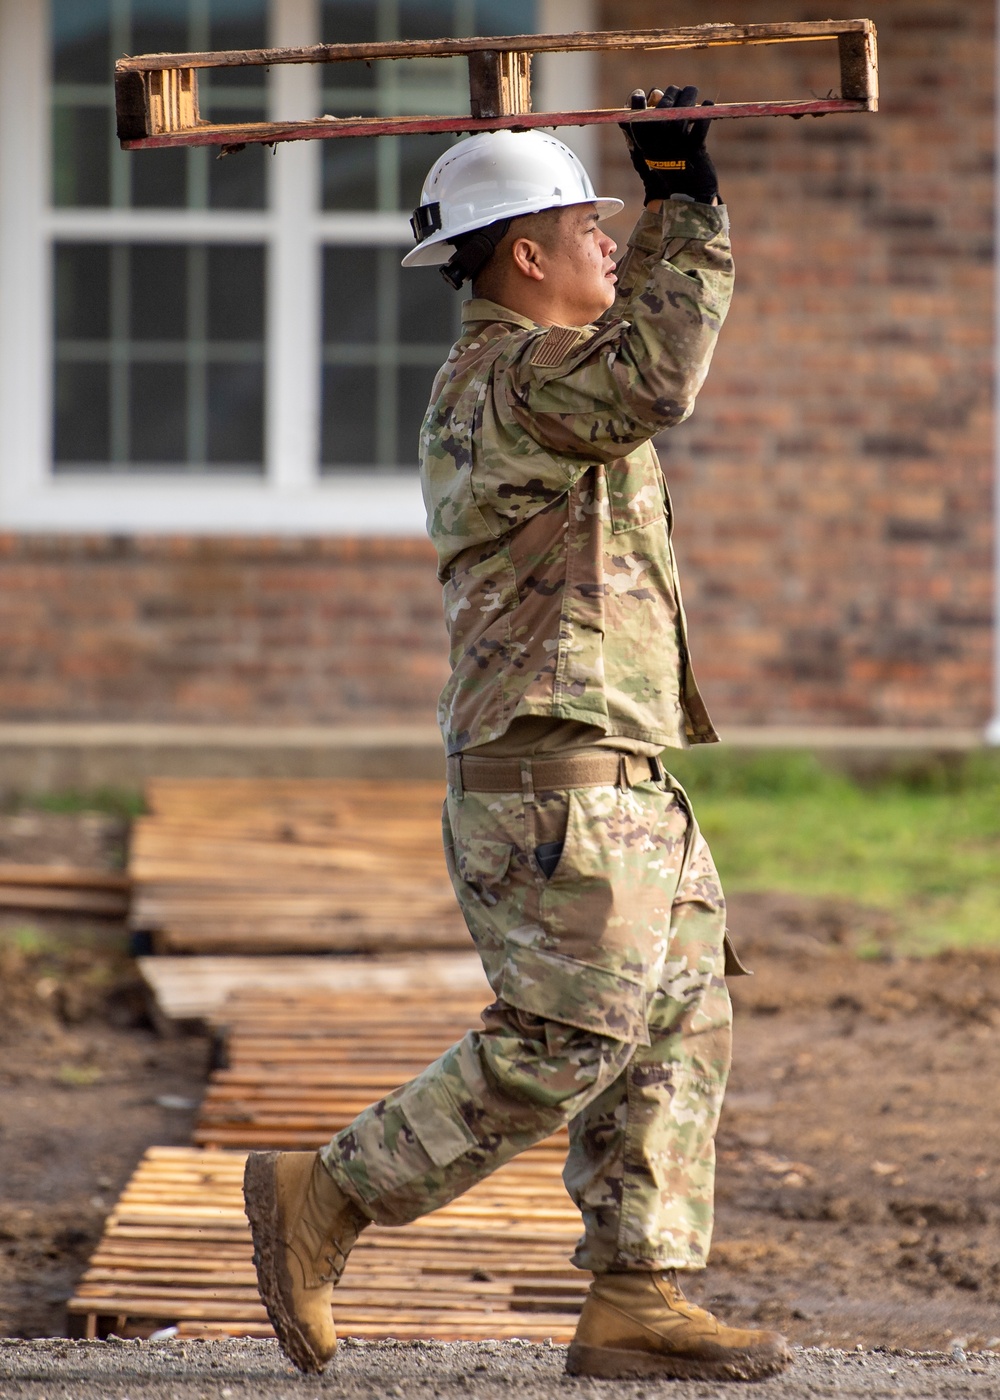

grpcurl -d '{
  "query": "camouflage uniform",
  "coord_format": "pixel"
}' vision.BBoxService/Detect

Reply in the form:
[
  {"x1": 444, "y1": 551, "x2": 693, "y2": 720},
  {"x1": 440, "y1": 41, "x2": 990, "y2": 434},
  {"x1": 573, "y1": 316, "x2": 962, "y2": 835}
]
[
  {"x1": 424, "y1": 196, "x2": 732, "y2": 756},
  {"x1": 322, "y1": 196, "x2": 736, "y2": 1273}
]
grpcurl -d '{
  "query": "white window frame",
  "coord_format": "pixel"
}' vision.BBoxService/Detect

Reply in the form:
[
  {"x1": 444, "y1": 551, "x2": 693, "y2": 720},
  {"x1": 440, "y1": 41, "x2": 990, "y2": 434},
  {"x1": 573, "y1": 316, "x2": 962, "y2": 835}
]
[{"x1": 0, "y1": 0, "x2": 595, "y2": 535}]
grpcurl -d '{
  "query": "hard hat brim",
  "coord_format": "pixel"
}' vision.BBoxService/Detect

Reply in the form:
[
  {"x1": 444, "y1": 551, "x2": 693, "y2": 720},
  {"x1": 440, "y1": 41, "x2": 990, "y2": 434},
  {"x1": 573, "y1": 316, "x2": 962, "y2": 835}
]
[{"x1": 401, "y1": 197, "x2": 625, "y2": 269}]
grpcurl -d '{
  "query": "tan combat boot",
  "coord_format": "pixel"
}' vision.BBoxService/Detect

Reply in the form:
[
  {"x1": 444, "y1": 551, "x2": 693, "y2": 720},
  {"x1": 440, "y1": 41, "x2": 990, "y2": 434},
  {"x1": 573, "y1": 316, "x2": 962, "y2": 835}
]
[
  {"x1": 243, "y1": 1150, "x2": 370, "y2": 1374},
  {"x1": 566, "y1": 1270, "x2": 792, "y2": 1382}
]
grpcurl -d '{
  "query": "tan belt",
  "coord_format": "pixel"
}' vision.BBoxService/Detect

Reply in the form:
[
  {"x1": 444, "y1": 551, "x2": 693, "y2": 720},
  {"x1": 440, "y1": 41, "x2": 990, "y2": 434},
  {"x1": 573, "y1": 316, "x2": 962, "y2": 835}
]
[{"x1": 447, "y1": 749, "x2": 666, "y2": 799}]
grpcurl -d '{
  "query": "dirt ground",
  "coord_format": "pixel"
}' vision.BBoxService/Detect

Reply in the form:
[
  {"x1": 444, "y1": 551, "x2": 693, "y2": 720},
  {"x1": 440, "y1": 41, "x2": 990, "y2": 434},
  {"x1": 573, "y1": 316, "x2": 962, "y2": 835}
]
[
  {"x1": 704, "y1": 894, "x2": 1000, "y2": 1354},
  {"x1": 0, "y1": 813, "x2": 998, "y2": 1357},
  {"x1": 0, "y1": 811, "x2": 211, "y2": 1339}
]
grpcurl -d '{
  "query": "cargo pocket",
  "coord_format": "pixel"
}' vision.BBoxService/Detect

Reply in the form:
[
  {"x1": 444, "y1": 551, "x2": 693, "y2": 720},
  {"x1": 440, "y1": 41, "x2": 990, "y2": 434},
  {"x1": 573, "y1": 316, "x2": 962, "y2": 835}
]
[
  {"x1": 499, "y1": 944, "x2": 649, "y2": 1046},
  {"x1": 454, "y1": 839, "x2": 512, "y2": 908},
  {"x1": 396, "y1": 1079, "x2": 478, "y2": 1170}
]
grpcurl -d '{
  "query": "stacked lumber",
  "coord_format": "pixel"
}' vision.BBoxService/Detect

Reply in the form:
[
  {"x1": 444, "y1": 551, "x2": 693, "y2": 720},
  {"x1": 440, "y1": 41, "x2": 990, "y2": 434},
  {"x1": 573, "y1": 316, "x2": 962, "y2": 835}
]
[
  {"x1": 66, "y1": 1145, "x2": 587, "y2": 1342},
  {"x1": 137, "y1": 951, "x2": 489, "y2": 1032},
  {"x1": 130, "y1": 778, "x2": 468, "y2": 954},
  {"x1": 0, "y1": 863, "x2": 129, "y2": 918}
]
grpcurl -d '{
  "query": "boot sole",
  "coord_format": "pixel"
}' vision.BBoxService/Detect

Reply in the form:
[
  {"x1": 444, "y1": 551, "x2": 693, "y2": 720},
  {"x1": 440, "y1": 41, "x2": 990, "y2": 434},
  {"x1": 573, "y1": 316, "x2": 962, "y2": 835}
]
[
  {"x1": 565, "y1": 1339, "x2": 792, "y2": 1383},
  {"x1": 243, "y1": 1151, "x2": 333, "y2": 1375}
]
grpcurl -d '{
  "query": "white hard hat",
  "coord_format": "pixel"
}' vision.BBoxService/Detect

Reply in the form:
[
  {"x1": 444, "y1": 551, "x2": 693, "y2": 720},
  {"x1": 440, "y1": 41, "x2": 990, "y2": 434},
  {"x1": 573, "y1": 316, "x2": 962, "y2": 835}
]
[{"x1": 401, "y1": 130, "x2": 623, "y2": 271}]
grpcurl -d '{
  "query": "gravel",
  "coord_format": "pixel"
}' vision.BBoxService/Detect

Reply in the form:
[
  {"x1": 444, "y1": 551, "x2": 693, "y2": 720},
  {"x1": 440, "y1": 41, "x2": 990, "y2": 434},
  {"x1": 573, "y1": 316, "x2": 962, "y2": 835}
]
[{"x1": 2, "y1": 1338, "x2": 1000, "y2": 1399}]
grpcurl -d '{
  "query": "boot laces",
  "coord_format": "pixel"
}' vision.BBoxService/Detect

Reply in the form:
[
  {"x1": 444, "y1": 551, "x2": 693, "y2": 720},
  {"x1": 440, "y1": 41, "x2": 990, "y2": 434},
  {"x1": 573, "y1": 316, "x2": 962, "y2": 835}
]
[{"x1": 316, "y1": 1235, "x2": 351, "y2": 1285}]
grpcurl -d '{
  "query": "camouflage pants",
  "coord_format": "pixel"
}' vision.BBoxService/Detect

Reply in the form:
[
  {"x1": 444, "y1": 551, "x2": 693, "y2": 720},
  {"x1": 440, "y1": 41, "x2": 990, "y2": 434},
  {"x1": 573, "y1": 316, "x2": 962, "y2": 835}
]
[{"x1": 321, "y1": 773, "x2": 731, "y2": 1273}]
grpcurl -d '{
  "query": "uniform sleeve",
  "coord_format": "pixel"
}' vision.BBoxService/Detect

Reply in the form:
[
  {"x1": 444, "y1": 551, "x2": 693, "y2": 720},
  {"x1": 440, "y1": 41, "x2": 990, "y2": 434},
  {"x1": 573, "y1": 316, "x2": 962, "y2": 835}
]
[{"x1": 504, "y1": 198, "x2": 734, "y2": 463}]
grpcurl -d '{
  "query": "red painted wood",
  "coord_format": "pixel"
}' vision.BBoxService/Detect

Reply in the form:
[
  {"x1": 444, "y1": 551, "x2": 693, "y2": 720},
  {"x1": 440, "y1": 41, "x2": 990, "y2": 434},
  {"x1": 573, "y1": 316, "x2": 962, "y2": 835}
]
[{"x1": 121, "y1": 97, "x2": 873, "y2": 151}]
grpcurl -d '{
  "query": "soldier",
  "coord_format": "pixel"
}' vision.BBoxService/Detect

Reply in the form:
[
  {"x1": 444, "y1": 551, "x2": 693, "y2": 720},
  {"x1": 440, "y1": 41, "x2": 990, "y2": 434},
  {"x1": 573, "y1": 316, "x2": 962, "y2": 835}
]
[{"x1": 244, "y1": 88, "x2": 791, "y2": 1383}]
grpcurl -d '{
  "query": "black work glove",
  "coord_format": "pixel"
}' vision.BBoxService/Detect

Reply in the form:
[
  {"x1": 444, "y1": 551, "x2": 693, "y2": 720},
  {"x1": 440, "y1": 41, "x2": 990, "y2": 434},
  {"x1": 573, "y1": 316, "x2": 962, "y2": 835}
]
[{"x1": 621, "y1": 85, "x2": 719, "y2": 206}]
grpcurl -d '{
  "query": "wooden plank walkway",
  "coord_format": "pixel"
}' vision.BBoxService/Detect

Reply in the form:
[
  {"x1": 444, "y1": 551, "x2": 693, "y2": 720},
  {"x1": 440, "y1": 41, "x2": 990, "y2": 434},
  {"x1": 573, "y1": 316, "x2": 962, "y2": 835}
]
[
  {"x1": 69, "y1": 960, "x2": 586, "y2": 1339},
  {"x1": 66, "y1": 1141, "x2": 586, "y2": 1340},
  {"x1": 130, "y1": 778, "x2": 469, "y2": 954},
  {"x1": 194, "y1": 987, "x2": 562, "y2": 1153},
  {"x1": 138, "y1": 952, "x2": 489, "y2": 1031}
]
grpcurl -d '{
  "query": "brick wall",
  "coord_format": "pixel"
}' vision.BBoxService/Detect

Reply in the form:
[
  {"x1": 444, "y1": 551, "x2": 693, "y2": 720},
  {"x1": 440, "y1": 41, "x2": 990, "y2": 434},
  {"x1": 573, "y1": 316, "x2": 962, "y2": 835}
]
[
  {"x1": 0, "y1": 0, "x2": 993, "y2": 730},
  {"x1": 598, "y1": 0, "x2": 994, "y2": 727},
  {"x1": 0, "y1": 535, "x2": 445, "y2": 723}
]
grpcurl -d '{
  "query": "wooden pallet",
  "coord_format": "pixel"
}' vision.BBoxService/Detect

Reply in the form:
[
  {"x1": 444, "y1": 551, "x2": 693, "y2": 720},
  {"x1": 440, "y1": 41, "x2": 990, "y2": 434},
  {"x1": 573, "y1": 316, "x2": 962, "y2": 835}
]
[
  {"x1": 195, "y1": 987, "x2": 533, "y2": 1151},
  {"x1": 116, "y1": 20, "x2": 878, "y2": 151},
  {"x1": 138, "y1": 952, "x2": 489, "y2": 1032},
  {"x1": 0, "y1": 863, "x2": 129, "y2": 918},
  {"x1": 67, "y1": 978, "x2": 591, "y2": 1339},
  {"x1": 131, "y1": 778, "x2": 470, "y2": 955},
  {"x1": 66, "y1": 1145, "x2": 588, "y2": 1342}
]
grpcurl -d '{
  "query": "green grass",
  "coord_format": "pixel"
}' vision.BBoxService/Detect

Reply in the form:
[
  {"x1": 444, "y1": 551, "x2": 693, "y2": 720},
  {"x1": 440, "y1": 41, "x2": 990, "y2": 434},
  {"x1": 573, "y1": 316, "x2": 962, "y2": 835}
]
[
  {"x1": 666, "y1": 749, "x2": 1000, "y2": 955},
  {"x1": 7, "y1": 787, "x2": 145, "y2": 819}
]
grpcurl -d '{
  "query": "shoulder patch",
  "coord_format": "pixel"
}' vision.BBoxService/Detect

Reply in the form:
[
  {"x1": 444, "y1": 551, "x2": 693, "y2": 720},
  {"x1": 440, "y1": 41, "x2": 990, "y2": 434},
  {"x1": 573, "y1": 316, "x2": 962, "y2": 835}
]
[{"x1": 529, "y1": 325, "x2": 586, "y2": 368}]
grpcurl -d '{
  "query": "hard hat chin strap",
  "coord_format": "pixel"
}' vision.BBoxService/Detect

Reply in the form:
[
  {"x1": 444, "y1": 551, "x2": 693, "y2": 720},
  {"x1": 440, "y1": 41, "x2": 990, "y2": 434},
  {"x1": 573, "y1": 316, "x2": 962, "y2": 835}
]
[{"x1": 439, "y1": 217, "x2": 513, "y2": 290}]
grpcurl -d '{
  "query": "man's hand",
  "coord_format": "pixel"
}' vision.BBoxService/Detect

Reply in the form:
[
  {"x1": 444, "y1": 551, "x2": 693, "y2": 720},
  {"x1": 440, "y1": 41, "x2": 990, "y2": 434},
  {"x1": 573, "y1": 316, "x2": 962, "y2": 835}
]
[{"x1": 621, "y1": 85, "x2": 719, "y2": 207}]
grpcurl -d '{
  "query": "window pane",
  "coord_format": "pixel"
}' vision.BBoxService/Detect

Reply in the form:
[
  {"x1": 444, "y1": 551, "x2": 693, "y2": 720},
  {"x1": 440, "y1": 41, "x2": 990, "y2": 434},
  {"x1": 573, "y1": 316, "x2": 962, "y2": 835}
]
[
  {"x1": 52, "y1": 106, "x2": 111, "y2": 208},
  {"x1": 130, "y1": 246, "x2": 187, "y2": 341},
  {"x1": 207, "y1": 364, "x2": 266, "y2": 464},
  {"x1": 398, "y1": 365, "x2": 437, "y2": 465},
  {"x1": 210, "y1": 4, "x2": 268, "y2": 90},
  {"x1": 322, "y1": 142, "x2": 378, "y2": 212},
  {"x1": 130, "y1": 0, "x2": 188, "y2": 65},
  {"x1": 322, "y1": 366, "x2": 377, "y2": 466},
  {"x1": 54, "y1": 363, "x2": 111, "y2": 463},
  {"x1": 400, "y1": 134, "x2": 454, "y2": 213},
  {"x1": 52, "y1": 0, "x2": 111, "y2": 83},
  {"x1": 130, "y1": 362, "x2": 187, "y2": 463},
  {"x1": 322, "y1": 0, "x2": 378, "y2": 42},
  {"x1": 398, "y1": 262, "x2": 457, "y2": 345},
  {"x1": 208, "y1": 246, "x2": 266, "y2": 340},
  {"x1": 474, "y1": 0, "x2": 536, "y2": 32},
  {"x1": 53, "y1": 241, "x2": 265, "y2": 473},
  {"x1": 131, "y1": 148, "x2": 188, "y2": 209},
  {"x1": 55, "y1": 245, "x2": 111, "y2": 340},
  {"x1": 321, "y1": 1, "x2": 377, "y2": 89},
  {"x1": 208, "y1": 120, "x2": 268, "y2": 210},
  {"x1": 51, "y1": 1, "x2": 269, "y2": 210},
  {"x1": 399, "y1": 1, "x2": 453, "y2": 41},
  {"x1": 323, "y1": 248, "x2": 378, "y2": 345},
  {"x1": 321, "y1": 244, "x2": 458, "y2": 472}
]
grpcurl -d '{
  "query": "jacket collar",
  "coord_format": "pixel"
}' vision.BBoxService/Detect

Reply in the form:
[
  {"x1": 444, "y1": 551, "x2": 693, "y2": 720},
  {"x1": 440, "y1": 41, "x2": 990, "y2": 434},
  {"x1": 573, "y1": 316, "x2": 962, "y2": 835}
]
[{"x1": 461, "y1": 297, "x2": 540, "y2": 332}]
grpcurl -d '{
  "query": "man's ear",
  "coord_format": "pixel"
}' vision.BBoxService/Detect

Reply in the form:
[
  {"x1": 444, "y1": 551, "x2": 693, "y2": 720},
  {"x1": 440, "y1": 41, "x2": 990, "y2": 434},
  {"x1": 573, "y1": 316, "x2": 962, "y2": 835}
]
[{"x1": 510, "y1": 237, "x2": 546, "y2": 282}]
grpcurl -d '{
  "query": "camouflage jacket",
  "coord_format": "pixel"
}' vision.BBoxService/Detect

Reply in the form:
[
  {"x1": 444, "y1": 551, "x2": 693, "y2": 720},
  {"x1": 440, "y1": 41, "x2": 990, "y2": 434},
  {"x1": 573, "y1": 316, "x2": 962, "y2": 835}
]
[{"x1": 420, "y1": 197, "x2": 734, "y2": 756}]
